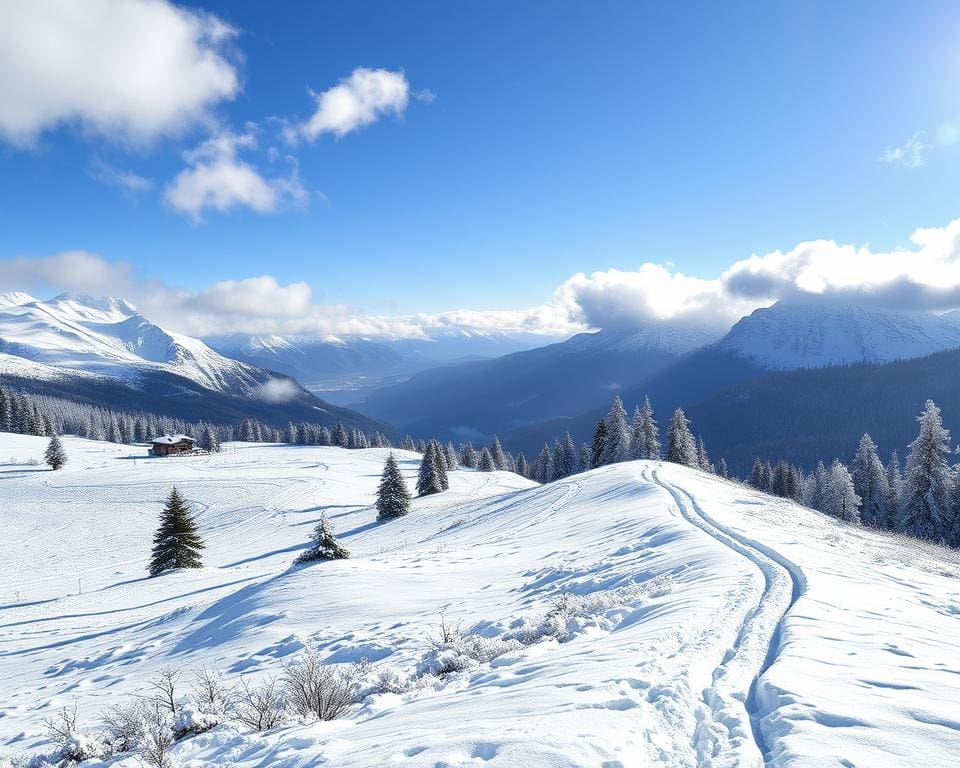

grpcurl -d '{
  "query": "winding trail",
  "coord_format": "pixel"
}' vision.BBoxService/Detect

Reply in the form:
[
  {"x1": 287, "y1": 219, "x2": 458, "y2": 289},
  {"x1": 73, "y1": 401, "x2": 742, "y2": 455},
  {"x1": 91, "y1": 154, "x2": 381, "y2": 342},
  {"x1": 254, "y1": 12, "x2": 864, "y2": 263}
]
[{"x1": 647, "y1": 465, "x2": 805, "y2": 767}]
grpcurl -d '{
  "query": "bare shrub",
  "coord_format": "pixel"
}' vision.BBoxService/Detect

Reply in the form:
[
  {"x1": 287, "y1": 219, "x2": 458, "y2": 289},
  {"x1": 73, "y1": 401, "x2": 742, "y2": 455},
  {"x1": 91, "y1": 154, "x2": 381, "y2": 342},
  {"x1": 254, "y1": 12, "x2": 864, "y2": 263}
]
[
  {"x1": 235, "y1": 676, "x2": 287, "y2": 732},
  {"x1": 139, "y1": 700, "x2": 174, "y2": 768},
  {"x1": 100, "y1": 698, "x2": 149, "y2": 755},
  {"x1": 147, "y1": 666, "x2": 180, "y2": 716},
  {"x1": 283, "y1": 650, "x2": 356, "y2": 721},
  {"x1": 189, "y1": 666, "x2": 234, "y2": 717},
  {"x1": 42, "y1": 704, "x2": 103, "y2": 763}
]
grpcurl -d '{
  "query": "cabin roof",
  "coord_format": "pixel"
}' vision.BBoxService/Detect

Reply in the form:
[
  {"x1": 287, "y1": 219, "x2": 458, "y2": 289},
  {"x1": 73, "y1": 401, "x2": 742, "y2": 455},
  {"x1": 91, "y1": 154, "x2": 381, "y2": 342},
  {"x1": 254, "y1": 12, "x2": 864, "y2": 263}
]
[{"x1": 150, "y1": 434, "x2": 194, "y2": 445}]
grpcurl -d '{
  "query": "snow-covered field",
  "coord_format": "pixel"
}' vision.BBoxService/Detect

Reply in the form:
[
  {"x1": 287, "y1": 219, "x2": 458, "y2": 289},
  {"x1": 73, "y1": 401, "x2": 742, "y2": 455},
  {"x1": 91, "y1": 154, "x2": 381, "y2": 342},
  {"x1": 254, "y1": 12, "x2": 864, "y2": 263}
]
[{"x1": 2, "y1": 435, "x2": 959, "y2": 766}]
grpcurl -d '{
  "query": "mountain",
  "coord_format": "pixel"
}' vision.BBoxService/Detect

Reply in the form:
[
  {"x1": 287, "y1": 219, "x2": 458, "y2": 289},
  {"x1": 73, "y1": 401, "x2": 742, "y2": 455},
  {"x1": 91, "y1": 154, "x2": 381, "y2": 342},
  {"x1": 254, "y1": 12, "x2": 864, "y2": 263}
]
[
  {"x1": 208, "y1": 330, "x2": 549, "y2": 405},
  {"x1": 358, "y1": 321, "x2": 722, "y2": 442},
  {"x1": 0, "y1": 293, "x2": 393, "y2": 432},
  {"x1": 505, "y1": 298, "x2": 960, "y2": 457},
  {"x1": 714, "y1": 298, "x2": 960, "y2": 369},
  {"x1": 684, "y1": 345, "x2": 960, "y2": 474}
]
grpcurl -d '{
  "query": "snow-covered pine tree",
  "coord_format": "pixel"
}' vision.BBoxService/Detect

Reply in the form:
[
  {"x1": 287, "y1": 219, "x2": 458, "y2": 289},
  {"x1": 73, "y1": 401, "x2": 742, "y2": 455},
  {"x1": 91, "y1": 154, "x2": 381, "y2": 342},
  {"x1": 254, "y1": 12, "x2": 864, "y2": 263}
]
[
  {"x1": 718, "y1": 457, "x2": 729, "y2": 479},
  {"x1": 445, "y1": 442, "x2": 459, "y2": 471},
  {"x1": 802, "y1": 461, "x2": 827, "y2": 510},
  {"x1": 630, "y1": 397, "x2": 661, "y2": 460},
  {"x1": 516, "y1": 452, "x2": 530, "y2": 478},
  {"x1": 376, "y1": 453, "x2": 411, "y2": 520},
  {"x1": 416, "y1": 445, "x2": 443, "y2": 496},
  {"x1": 149, "y1": 487, "x2": 204, "y2": 577},
  {"x1": 430, "y1": 440, "x2": 450, "y2": 490},
  {"x1": 478, "y1": 447, "x2": 496, "y2": 472},
  {"x1": 822, "y1": 460, "x2": 861, "y2": 523},
  {"x1": 294, "y1": 515, "x2": 349, "y2": 563},
  {"x1": 886, "y1": 451, "x2": 902, "y2": 529},
  {"x1": 600, "y1": 395, "x2": 631, "y2": 465},
  {"x1": 563, "y1": 432, "x2": 579, "y2": 475},
  {"x1": 579, "y1": 444, "x2": 591, "y2": 473},
  {"x1": 534, "y1": 444, "x2": 553, "y2": 484},
  {"x1": 696, "y1": 436, "x2": 713, "y2": 473},
  {"x1": 333, "y1": 421, "x2": 348, "y2": 448},
  {"x1": 665, "y1": 408, "x2": 697, "y2": 468},
  {"x1": 489, "y1": 436, "x2": 507, "y2": 471},
  {"x1": 851, "y1": 433, "x2": 890, "y2": 528},
  {"x1": 199, "y1": 424, "x2": 221, "y2": 453},
  {"x1": 901, "y1": 400, "x2": 952, "y2": 542},
  {"x1": 460, "y1": 443, "x2": 478, "y2": 468},
  {"x1": 44, "y1": 434, "x2": 67, "y2": 470},
  {"x1": 590, "y1": 420, "x2": 607, "y2": 468}
]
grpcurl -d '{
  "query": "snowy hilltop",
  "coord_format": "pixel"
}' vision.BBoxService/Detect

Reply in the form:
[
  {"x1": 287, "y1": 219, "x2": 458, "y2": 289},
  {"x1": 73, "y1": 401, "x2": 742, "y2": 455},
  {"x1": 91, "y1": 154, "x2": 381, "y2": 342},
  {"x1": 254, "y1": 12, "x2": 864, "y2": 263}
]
[{"x1": 2, "y1": 435, "x2": 958, "y2": 767}]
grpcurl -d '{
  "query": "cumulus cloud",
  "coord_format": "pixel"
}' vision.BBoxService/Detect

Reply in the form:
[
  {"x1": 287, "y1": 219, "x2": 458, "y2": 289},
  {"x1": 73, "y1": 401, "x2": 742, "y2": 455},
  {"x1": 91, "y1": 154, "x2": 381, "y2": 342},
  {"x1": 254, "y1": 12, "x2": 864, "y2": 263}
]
[
  {"x1": 879, "y1": 131, "x2": 930, "y2": 168},
  {"x1": 5, "y1": 216, "x2": 960, "y2": 342},
  {"x1": 0, "y1": 0, "x2": 239, "y2": 146},
  {"x1": 164, "y1": 130, "x2": 306, "y2": 221},
  {"x1": 287, "y1": 67, "x2": 410, "y2": 141}
]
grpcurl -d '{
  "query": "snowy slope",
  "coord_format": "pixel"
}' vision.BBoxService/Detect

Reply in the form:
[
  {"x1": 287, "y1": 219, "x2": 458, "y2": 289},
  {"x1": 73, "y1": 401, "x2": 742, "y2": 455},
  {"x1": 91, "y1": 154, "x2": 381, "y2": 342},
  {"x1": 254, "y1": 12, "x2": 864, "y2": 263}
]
[
  {"x1": 0, "y1": 293, "x2": 266, "y2": 393},
  {"x1": 1, "y1": 436, "x2": 959, "y2": 767},
  {"x1": 715, "y1": 298, "x2": 960, "y2": 370}
]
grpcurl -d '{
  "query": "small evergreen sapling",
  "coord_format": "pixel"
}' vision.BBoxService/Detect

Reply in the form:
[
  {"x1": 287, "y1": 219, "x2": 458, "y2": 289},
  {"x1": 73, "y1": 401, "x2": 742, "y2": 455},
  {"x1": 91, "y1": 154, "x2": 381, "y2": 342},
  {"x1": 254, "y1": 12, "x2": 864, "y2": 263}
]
[
  {"x1": 295, "y1": 515, "x2": 349, "y2": 563},
  {"x1": 376, "y1": 453, "x2": 411, "y2": 520},
  {"x1": 44, "y1": 434, "x2": 67, "y2": 470},
  {"x1": 149, "y1": 487, "x2": 205, "y2": 577}
]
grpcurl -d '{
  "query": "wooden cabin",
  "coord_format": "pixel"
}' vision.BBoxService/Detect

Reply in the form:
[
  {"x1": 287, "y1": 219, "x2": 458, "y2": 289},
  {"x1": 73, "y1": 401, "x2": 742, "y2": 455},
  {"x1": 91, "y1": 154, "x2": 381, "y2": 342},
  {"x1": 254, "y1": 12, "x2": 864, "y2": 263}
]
[{"x1": 150, "y1": 434, "x2": 195, "y2": 457}]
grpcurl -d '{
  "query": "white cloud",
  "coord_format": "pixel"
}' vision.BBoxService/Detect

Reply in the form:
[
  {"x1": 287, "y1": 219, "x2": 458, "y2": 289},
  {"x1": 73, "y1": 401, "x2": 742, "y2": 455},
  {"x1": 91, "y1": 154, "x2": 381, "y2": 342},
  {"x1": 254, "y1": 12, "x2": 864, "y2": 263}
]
[
  {"x1": 0, "y1": 0, "x2": 239, "y2": 146},
  {"x1": 255, "y1": 378, "x2": 302, "y2": 403},
  {"x1": 288, "y1": 68, "x2": 409, "y2": 142},
  {"x1": 879, "y1": 131, "x2": 930, "y2": 168},
  {"x1": 89, "y1": 160, "x2": 153, "y2": 193},
  {"x1": 5, "y1": 216, "x2": 960, "y2": 342},
  {"x1": 164, "y1": 130, "x2": 306, "y2": 221}
]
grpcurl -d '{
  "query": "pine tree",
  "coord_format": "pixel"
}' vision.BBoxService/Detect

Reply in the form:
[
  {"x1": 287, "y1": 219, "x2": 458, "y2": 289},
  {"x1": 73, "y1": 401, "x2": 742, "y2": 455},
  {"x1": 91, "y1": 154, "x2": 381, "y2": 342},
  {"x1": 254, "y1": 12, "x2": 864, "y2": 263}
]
[
  {"x1": 696, "y1": 436, "x2": 713, "y2": 473},
  {"x1": 534, "y1": 444, "x2": 553, "y2": 483},
  {"x1": 489, "y1": 436, "x2": 507, "y2": 471},
  {"x1": 294, "y1": 515, "x2": 349, "y2": 563},
  {"x1": 199, "y1": 424, "x2": 221, "y2": 453},
  {"x1": 601, "y1": 395, "x2": 631, "y2": 465},
  {"x1": 851, "y1": 434, "x2": 890, "y2": 528},
  {"x1": 333, "y1": 421, "x2": 348, "y2": 448},
  {"x1": 445, "y1": 442, "x2": 459, "y2": 471},
  {"x1": 822, "y1": 460, "x2": 861, "y2": 523},
  {"x1": 717, "y1": 457, "x2": 729, "y2": 479},
  {"x1": 563, "y1": 432, "x2": 579, "y2": 475},
  {"x1": 886, "y1": 451, "x2": 902, "y2": 529},
  {"x1": 665, "y1": 408, "x2": 697, "y2": 467},
  {"x1": 416, "y1": 445, "x2": 443, "y2": 496},
  {"x1": 460, "y1": 443, "x2": 478, "y2": 468},
  {"x1": 631, "y1": 396, "x2": 661, "y2": 460},
  {"x1": 590, "y1": 420, "x2": 607, "y2": 468},
  {"x1": 376, "y1": 454, "x2": 411, "y2": 520},
  {"x1": 44, "y1": 434, "x2": 67, "y2": 470},
  {"x1": 430, "y1": 440, "x2": 450, "y2": 490},
  {"x1": 901, "y1": 400, "x2": 952, "y2": 541},
  {"x1": 149, "y1": 487, "x2": 204, "y2": 577},
  {"x1": 516, "y1": 452, "x2": 530, "y2": 478},
  {"x1": 478, "y1": 447, "x2": 496, "y2": 472}
]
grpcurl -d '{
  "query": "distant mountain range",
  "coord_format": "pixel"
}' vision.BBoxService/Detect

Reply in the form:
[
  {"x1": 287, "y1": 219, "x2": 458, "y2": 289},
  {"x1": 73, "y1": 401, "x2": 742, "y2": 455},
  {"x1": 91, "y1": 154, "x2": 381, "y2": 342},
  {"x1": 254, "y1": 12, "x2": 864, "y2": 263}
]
[
  {"x1": 207, "y1": 330, "x2": 548, "y2": 404},
  {"x1": 505, "y1": 299, "x2": 960, "y2": 467},
  {"x1": 356, "y1": 322, "x2": 722, "y2": 442},
  {"x1": 0, "y1": 293, "x2": 392, "y2": 433}
]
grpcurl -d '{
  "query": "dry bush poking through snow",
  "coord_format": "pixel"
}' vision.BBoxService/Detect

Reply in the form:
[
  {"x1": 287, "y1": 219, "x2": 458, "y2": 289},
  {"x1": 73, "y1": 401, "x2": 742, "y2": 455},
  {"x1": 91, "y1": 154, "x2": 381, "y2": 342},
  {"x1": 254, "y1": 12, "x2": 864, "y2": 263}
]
[
  {"x1": 283, "y1": 650, "x2": 357, "y2": 721},
  {"x1": 235, "y1": 676, "x2": 287, "y2": 732}
]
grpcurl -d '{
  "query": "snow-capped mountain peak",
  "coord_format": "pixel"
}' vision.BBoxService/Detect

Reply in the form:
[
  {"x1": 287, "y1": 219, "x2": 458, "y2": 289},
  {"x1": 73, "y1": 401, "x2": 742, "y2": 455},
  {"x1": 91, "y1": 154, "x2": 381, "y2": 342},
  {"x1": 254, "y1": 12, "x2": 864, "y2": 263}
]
[
  {"x1": 715, "y1": 298, "x2": 960, "y2": 370},
  {"x1": 0, "y1": 293, "x2": 278, "y2": 393}
]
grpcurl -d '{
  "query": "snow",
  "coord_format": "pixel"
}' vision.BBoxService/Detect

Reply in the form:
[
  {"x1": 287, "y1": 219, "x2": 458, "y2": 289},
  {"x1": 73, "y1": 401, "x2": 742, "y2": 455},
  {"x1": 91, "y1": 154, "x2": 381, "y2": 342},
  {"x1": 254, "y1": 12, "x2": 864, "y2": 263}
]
[
  {"x1": 716, "y1": 298, "x2": 960, "y2": 369},
  {"x1": 150, "y1": 434, "x2": 195, "y2": 445},
  {"x1": 0, "y1": 293, "x2": 266, "y2": 393},
  {"x1": 2, "y1": 435, "x2": 959, "y2": 767}
]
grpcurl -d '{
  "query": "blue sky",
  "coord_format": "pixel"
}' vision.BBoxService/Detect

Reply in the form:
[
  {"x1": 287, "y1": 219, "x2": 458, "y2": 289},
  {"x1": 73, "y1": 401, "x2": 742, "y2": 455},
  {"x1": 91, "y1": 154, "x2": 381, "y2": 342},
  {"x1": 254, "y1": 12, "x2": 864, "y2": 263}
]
[{"x1": 2, "y1": 1, "x2": 960, "y2": 337}]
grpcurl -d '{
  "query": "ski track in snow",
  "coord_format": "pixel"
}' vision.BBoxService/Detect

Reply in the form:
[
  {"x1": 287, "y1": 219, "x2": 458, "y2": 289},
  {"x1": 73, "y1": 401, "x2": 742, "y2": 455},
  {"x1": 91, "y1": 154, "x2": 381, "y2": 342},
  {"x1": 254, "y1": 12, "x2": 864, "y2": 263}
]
[{"x1": 649, "y1": 465, "x2": 804, "y2": 767}]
